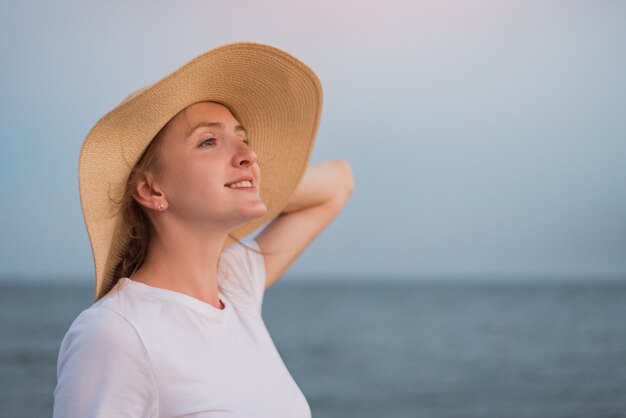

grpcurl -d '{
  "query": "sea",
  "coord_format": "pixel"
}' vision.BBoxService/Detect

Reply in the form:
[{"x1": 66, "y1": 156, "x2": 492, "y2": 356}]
[{"x1": 1, "y1": 279, "x2": 625, "y2": 418}]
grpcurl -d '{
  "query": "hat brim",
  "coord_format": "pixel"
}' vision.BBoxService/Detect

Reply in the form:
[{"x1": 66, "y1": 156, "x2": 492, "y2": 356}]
[{"x1": 79, "y1": 42, "x2": 323, "y2": 301}]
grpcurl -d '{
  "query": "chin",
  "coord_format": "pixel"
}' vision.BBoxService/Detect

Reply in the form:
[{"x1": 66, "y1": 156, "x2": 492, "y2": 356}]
[
  {"x1": 230, "y1": 210, "x2": 266, "y2": 231},
  {"x1": 241, "y1": 202, "x2": 268, "y2": 221},
  {"x1": 250, "y1": 203, "x2": 268, "y2": 219}
]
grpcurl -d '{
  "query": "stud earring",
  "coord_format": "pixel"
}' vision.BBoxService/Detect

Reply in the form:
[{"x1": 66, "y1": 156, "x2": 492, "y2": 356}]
[{"x1": 158, "y1": 203, "x2": 167, "y2": 212}]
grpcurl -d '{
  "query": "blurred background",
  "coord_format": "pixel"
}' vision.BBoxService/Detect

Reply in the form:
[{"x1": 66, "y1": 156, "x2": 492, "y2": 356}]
[{"x1": 1, "y1": 1, "x2": 625, "y2": 417}]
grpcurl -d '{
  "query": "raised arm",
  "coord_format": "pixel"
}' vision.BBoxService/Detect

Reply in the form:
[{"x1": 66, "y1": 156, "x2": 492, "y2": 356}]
[{"x1": 254, "y1": 159, "x2": 354, "y2": 290}]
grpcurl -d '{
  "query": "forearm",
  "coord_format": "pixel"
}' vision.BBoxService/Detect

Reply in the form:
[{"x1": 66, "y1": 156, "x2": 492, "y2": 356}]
[
  {"x1": 281, "y1": 160, "x2": 354, "y2": 214},
  {"x1": 256, "y1": 159, "x2": 355, "y2": 287}
]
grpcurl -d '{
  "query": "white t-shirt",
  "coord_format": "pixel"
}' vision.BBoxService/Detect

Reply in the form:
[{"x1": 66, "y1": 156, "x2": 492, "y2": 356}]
[{"x1": 53, "y1": 239, "x2": 311, "y2": 418}]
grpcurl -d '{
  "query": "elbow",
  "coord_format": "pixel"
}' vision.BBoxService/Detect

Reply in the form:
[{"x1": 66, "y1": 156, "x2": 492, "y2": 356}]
[{"x1": 334, "y1": 159, "x2": 355, "y2": 198}]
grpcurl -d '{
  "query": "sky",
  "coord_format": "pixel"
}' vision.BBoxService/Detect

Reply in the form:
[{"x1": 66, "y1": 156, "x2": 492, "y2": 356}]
[{"x1": 1, "y1": 0, "x2": 625, "y2": 284}]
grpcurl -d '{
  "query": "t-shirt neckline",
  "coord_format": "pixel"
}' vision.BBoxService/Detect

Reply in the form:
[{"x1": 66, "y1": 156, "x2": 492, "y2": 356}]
[{"x1": 117, "y1": 277, "x2": 231, "y2": 319}]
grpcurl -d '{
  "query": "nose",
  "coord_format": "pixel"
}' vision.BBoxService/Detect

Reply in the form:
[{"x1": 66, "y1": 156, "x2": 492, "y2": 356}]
[{"x1": 232, "y1": 141, "x2": 258, "y2": 167}]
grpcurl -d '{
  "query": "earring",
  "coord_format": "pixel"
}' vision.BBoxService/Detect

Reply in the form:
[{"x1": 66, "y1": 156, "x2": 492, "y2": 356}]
[{"x1": 157, "y1": 203, "x2": 167, "y2": 212}]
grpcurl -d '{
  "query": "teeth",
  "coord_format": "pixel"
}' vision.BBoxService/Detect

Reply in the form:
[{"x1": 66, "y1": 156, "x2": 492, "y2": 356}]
[{"x1": 227, "y1": 180, "x2": 253, "y2": 188}]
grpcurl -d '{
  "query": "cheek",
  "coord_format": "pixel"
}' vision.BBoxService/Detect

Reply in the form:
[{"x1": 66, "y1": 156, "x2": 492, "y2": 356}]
[
  {"x1": 159, "y1": 157, "x2": 187, "y2": 188},
  {"x1": 161, "y1": 158, "x2": 221, "y2": 199}
]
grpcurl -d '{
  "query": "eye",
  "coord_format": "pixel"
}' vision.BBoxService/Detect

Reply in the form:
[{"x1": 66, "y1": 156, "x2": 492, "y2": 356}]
[{"x1": 199, "y1": 137, "x2": 216, "y2": 147}]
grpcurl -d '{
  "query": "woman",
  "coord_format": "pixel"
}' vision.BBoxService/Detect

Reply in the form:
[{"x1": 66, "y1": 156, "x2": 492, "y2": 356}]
[{"x1": 53, "y1": 42, "x2": 354, "y2": 417}]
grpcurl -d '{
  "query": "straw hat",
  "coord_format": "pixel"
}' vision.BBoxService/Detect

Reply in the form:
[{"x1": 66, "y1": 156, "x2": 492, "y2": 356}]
[{"x1": 79, "y1": 42, "x2": 323, "y2": 301}]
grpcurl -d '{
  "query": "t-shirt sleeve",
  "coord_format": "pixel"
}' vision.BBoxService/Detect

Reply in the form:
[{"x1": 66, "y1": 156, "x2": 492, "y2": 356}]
[
  {"x1": 53, "y1": 307, "x2": 158, "y2": 418},
  {"x1": 217, "y1": 238, "x2": 266, "y2": 315}
]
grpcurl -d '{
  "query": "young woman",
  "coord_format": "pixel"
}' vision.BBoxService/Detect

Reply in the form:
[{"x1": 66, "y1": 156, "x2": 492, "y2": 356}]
[{"x1": 53, "y1": 43, "x2": 353, "y2": 417}]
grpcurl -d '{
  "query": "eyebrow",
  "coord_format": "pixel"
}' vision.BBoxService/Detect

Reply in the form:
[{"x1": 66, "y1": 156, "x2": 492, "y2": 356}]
[{"x1": 189, "y1": 121, "x2": 247, "y2": 135}]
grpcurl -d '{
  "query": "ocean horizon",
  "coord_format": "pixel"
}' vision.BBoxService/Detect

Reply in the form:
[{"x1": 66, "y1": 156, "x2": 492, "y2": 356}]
[{"x1": 1, "y1": 279, "x2": 625, "y2": 417}]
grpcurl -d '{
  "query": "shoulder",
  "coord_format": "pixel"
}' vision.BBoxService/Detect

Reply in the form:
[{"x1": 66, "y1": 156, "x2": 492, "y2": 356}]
[
  {"x1": 219, "y1": 238, "x2": 264, "y2": 277},
  {"x1": 58, "y1": 303, "x2": 146, "y2": 363},
  {"x1": 54, "y1": 303, "x2": 158, "y2": 417},
  {"x1": 56, "y1": 281, "x2": 154, "y2": 371},
  {"x1": 218, "y1": 238, "x2": 266, "y2": 313},
  {"x1": 58, "y1": 303, "x2": 149, "y2": 378},
  {"x1": 220, "y1": 237, "x2": 261, "y2": 260}
]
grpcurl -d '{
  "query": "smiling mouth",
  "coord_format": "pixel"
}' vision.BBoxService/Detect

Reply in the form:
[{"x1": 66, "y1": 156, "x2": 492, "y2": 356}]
[{"x1": 225, "y1": 180, "x2": 254, "y2": 189}]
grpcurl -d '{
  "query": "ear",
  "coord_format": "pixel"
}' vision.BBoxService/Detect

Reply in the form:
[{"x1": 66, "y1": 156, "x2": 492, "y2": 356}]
[{"x1": 132, "y1": 171, "x2": 167, "y2": 212}]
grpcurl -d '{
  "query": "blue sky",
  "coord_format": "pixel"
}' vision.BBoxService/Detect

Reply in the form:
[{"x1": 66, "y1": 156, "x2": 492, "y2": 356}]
[{"x1": 1, "y1": 0, "x2": 625, "y2": 283}]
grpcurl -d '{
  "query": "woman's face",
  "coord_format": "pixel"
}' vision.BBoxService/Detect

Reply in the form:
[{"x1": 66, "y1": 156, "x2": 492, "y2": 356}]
[{"x1": 152, "y1": 101, "x2": 267, "y2": 229}]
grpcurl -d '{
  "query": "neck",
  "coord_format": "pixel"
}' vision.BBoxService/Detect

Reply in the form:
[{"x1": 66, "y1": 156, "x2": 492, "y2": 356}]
[{"x1": 130, "y1": 220, "x2": 230, "y2": 310}]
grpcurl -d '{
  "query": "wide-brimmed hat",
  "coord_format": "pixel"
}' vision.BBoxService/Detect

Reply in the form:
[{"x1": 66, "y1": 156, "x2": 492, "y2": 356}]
[{"x1": 79, "y1": 42, "x2": 323, "y2": 301}]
